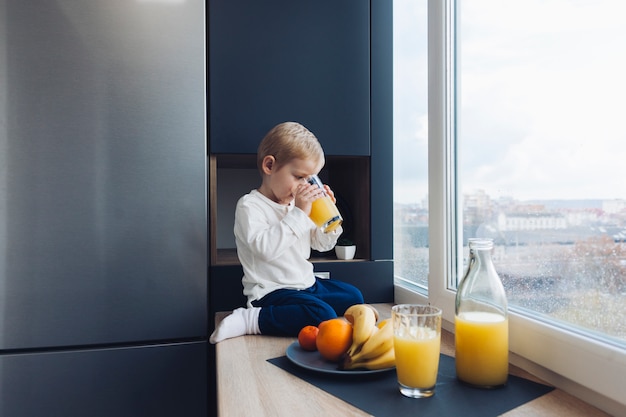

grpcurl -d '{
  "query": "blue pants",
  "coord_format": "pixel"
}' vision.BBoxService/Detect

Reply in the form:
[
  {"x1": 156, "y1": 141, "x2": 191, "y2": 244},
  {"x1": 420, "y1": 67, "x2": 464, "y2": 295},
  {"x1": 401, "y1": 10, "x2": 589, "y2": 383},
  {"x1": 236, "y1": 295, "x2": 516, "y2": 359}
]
[{"x1": 252, "y1": 278, "x2": 364, "y2": 337}]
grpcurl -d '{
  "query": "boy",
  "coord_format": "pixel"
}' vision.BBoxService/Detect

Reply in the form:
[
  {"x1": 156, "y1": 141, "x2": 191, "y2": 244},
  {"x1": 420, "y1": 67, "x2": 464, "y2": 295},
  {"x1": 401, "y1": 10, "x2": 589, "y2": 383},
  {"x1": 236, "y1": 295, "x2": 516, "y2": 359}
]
[{"x1": 210, "y1": 122, "x2": 363, "y2": 343}]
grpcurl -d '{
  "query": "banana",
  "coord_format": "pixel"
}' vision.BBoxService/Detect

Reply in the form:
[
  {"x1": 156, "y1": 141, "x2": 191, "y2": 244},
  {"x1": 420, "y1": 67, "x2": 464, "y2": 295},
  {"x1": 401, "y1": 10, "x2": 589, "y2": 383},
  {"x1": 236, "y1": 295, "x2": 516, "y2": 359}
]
[
  {"x1": 376, "y1": 318, "x2": 390, "y2": 329},
  {"x1": 344, "y1": 304, "x2": 379, "y2": 325},
  {"x1": 348, "y1": 317, "x2": 394, "y2": 363},
  {"x1": 342, "y1": 346, "x2": 396, "y2": 371},
  {"x1": 362, "y1": 346, "x2": 396, "y2": 370},
  {"x1": 343, "y1": 304, "x2": 378, "y2": 356}
]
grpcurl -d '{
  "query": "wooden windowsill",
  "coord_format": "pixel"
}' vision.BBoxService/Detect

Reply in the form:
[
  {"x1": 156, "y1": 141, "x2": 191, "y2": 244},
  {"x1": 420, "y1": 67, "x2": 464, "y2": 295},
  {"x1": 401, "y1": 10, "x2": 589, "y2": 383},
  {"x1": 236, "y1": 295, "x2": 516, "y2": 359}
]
[{"x1": 215, "y1": 303, "x2": 609, "y2": 417}]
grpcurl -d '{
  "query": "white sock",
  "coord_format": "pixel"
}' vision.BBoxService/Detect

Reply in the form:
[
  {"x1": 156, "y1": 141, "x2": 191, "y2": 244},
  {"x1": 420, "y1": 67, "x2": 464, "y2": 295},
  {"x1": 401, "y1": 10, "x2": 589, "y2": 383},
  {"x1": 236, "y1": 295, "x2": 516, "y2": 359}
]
[{"x1": 210, "y1": 307, "x2": 261, "y2": 344}]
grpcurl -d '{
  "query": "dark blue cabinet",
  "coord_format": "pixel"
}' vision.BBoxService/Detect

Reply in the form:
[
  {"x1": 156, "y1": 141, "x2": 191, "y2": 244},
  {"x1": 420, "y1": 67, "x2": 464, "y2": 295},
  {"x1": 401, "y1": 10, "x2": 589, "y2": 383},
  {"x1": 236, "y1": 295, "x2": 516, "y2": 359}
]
[
  {"x1": 208, "y1": 0, "x2": 393, "y2": 289},
  {"x1": 208, "y1": 2, "x2": 392, "y2": 414},
  {"x1": 2, "y1": 342, "x2": 207, "y2": 417},
  {"x1": 209, "y1": 0, "x2": 371, "y2": 155},
  {"x1": 208, "y1": 0, "x2": 392, "y2": 280}
]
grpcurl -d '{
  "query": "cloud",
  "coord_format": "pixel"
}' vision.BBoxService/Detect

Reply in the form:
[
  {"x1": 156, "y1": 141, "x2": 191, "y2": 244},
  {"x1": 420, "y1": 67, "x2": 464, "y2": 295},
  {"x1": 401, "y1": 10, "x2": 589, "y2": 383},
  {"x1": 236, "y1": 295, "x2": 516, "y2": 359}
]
[{"x1": 394, "y1": 0, "x2": 626, "y2": 202}]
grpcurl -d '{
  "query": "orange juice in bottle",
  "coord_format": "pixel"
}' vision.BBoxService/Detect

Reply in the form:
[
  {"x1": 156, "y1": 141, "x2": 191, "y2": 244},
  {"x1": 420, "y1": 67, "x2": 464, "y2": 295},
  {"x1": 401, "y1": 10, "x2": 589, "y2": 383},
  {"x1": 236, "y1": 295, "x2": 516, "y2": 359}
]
[
  {"x1": 455, "y1": 238, "x2": 509, "y2": 388},
  {"x1": 455, "y1": 311, "x2": 509, "y2": 387}
]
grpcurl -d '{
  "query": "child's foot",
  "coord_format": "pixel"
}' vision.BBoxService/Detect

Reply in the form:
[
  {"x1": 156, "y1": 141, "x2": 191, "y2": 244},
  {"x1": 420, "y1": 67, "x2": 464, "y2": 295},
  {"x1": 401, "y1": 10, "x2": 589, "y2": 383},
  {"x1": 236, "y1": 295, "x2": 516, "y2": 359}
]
[{"x1": 210, "y1": 307, "x2": 260, "y2": 343}]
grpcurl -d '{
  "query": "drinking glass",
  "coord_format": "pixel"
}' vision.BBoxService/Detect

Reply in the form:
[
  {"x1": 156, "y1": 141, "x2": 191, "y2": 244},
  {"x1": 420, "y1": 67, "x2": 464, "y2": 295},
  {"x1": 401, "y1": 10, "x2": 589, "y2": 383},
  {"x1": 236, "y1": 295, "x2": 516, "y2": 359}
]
[
  {"x1": 306, "y1": 174, "x2": 343, "y2": 233},
  {"x1": 392, "y1": 304, "x2": 442, "y2": 398}
]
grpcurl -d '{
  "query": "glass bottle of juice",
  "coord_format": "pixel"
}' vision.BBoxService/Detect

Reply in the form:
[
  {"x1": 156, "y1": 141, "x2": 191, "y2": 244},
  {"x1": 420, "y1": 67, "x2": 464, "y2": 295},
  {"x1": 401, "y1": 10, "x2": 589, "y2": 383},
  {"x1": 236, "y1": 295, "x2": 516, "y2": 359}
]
[{"x1": 455, "y1": 238, "x2": 509, "y2": 388}]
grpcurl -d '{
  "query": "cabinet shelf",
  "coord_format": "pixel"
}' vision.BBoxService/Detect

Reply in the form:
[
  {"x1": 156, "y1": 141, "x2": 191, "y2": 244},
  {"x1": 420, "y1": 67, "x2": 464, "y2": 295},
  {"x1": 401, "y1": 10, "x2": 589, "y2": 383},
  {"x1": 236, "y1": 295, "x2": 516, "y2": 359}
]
[{"x1": 214, "y1": 248, "x2": 367, "y2": 266}]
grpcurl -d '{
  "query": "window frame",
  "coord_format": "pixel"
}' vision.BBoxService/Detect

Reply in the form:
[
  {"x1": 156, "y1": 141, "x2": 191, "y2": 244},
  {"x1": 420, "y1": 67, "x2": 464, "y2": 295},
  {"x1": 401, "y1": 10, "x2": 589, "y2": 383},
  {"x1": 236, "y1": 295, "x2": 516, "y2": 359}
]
[{"x1": 394, "y1": 1, "x2": 626, "y2": 414}]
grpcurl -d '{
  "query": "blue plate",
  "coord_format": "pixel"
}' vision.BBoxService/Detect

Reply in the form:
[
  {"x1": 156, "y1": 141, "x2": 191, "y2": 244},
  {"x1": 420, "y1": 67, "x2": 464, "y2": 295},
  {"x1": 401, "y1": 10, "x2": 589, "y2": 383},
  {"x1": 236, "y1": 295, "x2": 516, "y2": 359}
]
[{"x1": 285, "y1": 342, "x2": 395, "y2": 375}]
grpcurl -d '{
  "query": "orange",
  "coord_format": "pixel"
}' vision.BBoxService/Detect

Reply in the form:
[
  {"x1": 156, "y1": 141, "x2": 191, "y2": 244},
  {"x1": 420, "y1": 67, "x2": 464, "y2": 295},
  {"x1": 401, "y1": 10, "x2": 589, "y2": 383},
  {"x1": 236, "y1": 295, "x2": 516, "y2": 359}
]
[
  {"x1": 298, "y1": 325, "x2": 319, "y2": 351},
  {"x1": 316, "y1": 318, "x2": 353, "y2": 362}
]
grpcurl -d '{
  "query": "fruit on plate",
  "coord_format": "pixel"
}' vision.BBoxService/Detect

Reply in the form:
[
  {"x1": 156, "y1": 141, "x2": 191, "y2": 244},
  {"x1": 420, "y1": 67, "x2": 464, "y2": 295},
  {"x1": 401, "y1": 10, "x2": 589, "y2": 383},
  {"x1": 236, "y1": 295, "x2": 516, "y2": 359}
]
[
  {"x1": 316, "y1": 318, "x2": 353, "y2": 362},
  {"x1": 343, "y1": 304, "x2": 378, "y2": 356},
  {"x1": 297, "y1": 325, "x2": 319, "y2": 351},
  {"x1": 340, "y1": 304, "x2": 396, "y2": 371}
]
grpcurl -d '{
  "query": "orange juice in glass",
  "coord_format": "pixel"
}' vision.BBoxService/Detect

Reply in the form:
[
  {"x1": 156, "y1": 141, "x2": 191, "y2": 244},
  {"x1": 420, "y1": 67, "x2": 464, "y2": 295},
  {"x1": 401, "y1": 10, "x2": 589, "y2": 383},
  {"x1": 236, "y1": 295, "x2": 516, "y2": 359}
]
[
  {"x1": 455, "y1": 311, "x2": 509, "y2": 387},
  {"x1": 392, "y1": 304, "x2": 442, "y2": 398},
  {"x1": 306, "y1": 175, "x2": 342, "y2": 233}
]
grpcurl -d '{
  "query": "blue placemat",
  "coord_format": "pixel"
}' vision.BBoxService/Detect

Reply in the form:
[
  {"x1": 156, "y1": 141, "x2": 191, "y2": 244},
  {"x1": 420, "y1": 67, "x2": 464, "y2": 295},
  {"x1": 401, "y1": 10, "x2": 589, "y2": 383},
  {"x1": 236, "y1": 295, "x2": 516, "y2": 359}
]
[{"x1": 268, "y1": 354, "x2": 554, "y2": 417}]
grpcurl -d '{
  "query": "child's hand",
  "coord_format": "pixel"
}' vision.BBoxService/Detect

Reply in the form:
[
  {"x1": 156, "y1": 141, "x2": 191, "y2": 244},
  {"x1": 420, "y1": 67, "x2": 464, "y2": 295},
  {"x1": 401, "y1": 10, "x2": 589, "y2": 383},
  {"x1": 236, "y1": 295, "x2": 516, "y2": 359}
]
[
  {"x1": 294, "y1": 183, "x2": 325, "y2": 215},
  {"x1": 323, "y1": 185, "x2": 337, "y2": 204}
]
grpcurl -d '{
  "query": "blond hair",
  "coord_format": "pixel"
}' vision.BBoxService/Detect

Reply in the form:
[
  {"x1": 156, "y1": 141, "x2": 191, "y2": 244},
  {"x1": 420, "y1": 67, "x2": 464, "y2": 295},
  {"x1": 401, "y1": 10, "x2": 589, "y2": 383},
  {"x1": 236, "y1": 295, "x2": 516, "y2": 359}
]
[{"x1": 257, "y1": 122, "x2": 325, "y2": 172}]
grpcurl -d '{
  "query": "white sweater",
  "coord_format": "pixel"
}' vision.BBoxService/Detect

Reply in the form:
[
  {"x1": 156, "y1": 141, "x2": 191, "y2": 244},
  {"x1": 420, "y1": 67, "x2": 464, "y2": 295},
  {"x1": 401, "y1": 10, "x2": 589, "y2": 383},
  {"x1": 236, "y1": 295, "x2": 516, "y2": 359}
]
[{"x1": 234, "y1": 189, "x2": 342, "y2": 306}]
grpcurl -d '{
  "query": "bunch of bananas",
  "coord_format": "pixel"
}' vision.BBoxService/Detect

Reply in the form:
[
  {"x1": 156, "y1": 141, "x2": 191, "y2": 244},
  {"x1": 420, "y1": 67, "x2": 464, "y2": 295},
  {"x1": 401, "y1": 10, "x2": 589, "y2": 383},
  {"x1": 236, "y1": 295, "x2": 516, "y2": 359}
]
[{"x1": 340, "y1": 304, "x2": 395, "y2": 370}]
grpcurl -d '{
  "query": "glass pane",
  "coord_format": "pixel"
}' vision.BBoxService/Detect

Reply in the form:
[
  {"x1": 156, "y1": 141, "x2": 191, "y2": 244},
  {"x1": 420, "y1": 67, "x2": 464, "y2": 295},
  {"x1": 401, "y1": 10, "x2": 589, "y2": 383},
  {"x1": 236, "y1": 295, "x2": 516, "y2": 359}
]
[
  {"x1": 457, "y1": 0, "x2": 626, "y2": 346},
  {"x1": 393, "y1": 0, "x2": 429, "y2": 289}
]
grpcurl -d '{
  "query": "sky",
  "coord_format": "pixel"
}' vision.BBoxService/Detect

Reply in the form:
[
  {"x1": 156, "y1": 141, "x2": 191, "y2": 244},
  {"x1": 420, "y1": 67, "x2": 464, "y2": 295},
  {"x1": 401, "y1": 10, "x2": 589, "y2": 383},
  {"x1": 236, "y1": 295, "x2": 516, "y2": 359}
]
[{"x1": 393, "y1": 0, "x2": 626, "y2": 204}]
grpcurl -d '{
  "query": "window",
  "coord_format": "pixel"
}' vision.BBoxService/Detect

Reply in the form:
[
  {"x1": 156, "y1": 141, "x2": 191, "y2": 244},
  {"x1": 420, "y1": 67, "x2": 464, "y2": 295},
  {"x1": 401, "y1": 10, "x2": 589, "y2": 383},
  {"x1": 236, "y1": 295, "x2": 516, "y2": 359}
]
[
  {"x1": 457, "y1": 0, "x2": 626, "y2": 348},
  {"x1": 393, "y1": 1, "x2": 626, "y2": 414},
  {"x1": 393, "y1": 0, "x2": 429, "y2": 291}
]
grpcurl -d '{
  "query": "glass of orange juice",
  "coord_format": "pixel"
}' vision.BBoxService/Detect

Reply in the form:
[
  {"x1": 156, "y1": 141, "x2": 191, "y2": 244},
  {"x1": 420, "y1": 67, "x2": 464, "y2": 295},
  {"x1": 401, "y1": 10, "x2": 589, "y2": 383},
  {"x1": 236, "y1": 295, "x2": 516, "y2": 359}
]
[
  {"x1": 306, "y1": 175, "x2": 343, "y2": 233},
  {"x1": 392, "y1": 304, "x2": 442, "y2": 398}
]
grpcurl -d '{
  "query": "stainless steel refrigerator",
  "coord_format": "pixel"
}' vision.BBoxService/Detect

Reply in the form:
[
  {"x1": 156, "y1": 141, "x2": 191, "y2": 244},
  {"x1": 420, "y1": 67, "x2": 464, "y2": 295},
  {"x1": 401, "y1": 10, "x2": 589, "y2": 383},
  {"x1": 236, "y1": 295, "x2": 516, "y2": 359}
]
[{"x1": 0, "y1": 1, "x2": 207, "y2": 416}]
